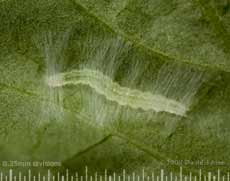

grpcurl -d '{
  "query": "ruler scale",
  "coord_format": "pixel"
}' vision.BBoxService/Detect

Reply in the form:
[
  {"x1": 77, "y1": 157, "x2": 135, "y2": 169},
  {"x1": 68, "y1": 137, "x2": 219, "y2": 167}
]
[
  {"x1": 76, "y1": 172, "x2": 78, "y2": 181},
  {"x1": 19, "y1": 172, "x2": 21, "y2": 181},
  {"x1": 152, "y1": 172, "x2": 154, "y2": 181},
  {"x1": 199, "y1": 170, "x2": 202, "y2": 181},
  {"x1": 0, "y1": 168, "x2": 229, "y2": 181},
  {"x1": 218, "y1": 170, "x2": 220, "y2": 181},
  {"x1": 113, "y1": 172, "x2": 116, "y2": 181},
  {"x1": 208, "y1": 172, "x2": 211, "y2": 181},
  {"x1": 142, "y1": 170, "x2": 144, "y2": 181},
  {"x1": 9, "y1": 170, "x2": 12, "y2": 181}
]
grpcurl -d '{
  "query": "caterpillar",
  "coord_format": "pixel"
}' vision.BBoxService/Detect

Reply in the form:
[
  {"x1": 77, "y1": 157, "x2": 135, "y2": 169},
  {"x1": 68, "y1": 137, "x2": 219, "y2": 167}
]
[{"x1": 47, "y1": 68, "x2": 188, "y2": 116}]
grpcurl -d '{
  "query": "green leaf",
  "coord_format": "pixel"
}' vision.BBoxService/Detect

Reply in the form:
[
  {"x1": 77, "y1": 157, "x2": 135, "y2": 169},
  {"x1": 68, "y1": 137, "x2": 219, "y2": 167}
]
[{"x1": 0, "y1": 0, "x2": 230, "y2": 175}]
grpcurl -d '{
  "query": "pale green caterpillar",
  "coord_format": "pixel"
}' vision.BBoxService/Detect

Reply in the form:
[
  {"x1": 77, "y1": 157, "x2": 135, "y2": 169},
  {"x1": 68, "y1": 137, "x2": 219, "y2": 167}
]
[{"x1": 47, "y1": 69, "x2": 188, "y2": 116}]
